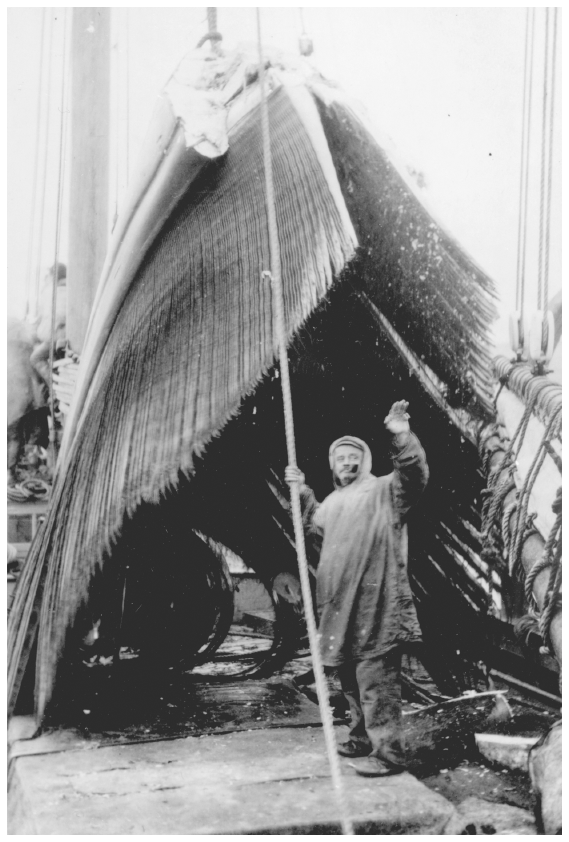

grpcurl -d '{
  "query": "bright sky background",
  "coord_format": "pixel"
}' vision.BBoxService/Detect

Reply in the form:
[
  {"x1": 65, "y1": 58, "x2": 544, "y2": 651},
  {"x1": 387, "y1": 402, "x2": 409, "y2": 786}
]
[{"x1": 7, "y1": 6, "x2": 561, "y2": 348}]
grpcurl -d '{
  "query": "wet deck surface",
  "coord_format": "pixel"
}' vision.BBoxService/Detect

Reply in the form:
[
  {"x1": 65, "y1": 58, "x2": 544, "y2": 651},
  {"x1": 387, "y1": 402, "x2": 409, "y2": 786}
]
[
  {"x1": 9, "y1": 713, "x2": 457, "y2": 835},
  {"x1": 8, "y1": 669, "x2": 544, "y2": 835}
]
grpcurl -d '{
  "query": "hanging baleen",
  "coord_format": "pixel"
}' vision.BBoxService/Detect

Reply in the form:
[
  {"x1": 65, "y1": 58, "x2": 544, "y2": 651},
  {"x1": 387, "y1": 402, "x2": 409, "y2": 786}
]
[{"x1": 9, "y1": 45, "x2": 499, "y2": 724}]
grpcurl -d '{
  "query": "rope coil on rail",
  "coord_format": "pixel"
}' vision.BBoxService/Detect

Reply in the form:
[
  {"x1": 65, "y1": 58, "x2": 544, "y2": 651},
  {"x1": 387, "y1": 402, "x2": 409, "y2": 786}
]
[
  {"x1": 508, "y1": 406, "x2": 561, "y2": 576},
  {"x1": 255, "y1": 11, "x2": 354, "y2": 834},
  {"x1": 480, "y1": 364, "x2": 562, "y2": 649}
]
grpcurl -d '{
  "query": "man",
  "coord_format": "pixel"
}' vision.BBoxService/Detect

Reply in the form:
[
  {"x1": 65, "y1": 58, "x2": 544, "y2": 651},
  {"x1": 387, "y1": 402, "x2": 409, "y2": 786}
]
[{"x1": 285, "y1": 400, "x2": 428, "y2": 777}]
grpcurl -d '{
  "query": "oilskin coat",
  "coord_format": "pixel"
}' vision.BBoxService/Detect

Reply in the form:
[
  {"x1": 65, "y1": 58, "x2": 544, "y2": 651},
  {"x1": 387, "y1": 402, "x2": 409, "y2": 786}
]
[{"x1": 301, "y1": 433, "x2": 428, "y2": 667}]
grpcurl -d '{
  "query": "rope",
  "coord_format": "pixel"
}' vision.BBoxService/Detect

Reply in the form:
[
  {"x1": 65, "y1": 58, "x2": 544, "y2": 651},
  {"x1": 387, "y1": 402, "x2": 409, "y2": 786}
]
[
  {"x1": 537, "y1": 8, "x2": 550, "y2": 310},
  {"x1": 256, "y1": 10, "x2": 353, "y2": 835},
  {"x1": 33, "y1": 12, "x2": 55, "y2": 318},
  {"x1": 525, "y1": 487, "x2": 561, "y2": 600},
  {"x1": 48, "y1": 8, "x2": 69, "y2": 469},
  {"x1": 501, "y1": 499, "x2": 518, "y2": 554},
  {"x1": 543, "y1": 7, "x2": 558, "y2": 311},
  {"x1": 196, "y1": 7, "x2": 223, "y2": 50},
  {"x1": 518, "y1": 8, "x2": 536, "y2": 320},
  {"x1": 125, "y1": 9, "x2": 130, "y2": 183},
  {"x1": 514, "y1": 8, "x2": 531, "y2": 314},
  {"x1": 488, "y1": 389, "x2": 539, "y2": 489},
  {"x1": 7, "y1": 480, "x2": 50, "y2": 503},
  {"x1": 539, "y1": 541, "x2": 562, "y2": 649},
  {"x1": 509, "y1": 406, "x2": 561, "y2": 575},
  {"x1": 25, "y1": 8, "x2": 47, "y2": 320}
]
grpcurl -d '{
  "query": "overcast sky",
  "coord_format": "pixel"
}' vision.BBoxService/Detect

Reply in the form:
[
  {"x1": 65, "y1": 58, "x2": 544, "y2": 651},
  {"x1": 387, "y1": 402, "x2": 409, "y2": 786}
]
[{"x1": 7, "y1": 6, "x2": 561, "y2": 346}]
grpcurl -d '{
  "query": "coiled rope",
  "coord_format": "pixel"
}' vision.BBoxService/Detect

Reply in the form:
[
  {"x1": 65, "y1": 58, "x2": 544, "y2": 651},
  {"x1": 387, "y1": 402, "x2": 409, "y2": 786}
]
[{"x1": 256, "y1": 10, "x2": 353, "y2": 835}]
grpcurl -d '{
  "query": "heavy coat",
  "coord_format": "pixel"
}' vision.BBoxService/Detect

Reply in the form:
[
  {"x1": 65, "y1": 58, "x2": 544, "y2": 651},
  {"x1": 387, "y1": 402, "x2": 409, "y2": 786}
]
[{"x1": 301, "y1": 432, "x2": 428, "y2": 666}]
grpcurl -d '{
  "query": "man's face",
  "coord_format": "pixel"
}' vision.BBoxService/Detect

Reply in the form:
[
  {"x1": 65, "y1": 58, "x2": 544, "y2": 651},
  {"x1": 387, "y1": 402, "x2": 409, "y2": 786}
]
[{"x1": 332, "y1": 445, "x2": 363, "y2": 486}]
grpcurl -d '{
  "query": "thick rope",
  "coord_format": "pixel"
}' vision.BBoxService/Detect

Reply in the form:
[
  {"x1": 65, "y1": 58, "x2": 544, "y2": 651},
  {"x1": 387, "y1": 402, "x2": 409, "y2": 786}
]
[
  {"x1": 509, "y1": 406, "x2": 561, "y2": 575},
  {"x1": 525, "y1": 508, "x2": 561, "y2": 603},
  {"x1": 256, "y1": 10, "x2": 353, "y2": 835},
  {"x1": 501, "y1": 499, "x2": 518, "y2": 556},
  {"x1": 539, "y1": 541, "x2": 562, "y2": 649},
  {"x1": 196, "y1": 7, "x2": 223, "y2": 50}
]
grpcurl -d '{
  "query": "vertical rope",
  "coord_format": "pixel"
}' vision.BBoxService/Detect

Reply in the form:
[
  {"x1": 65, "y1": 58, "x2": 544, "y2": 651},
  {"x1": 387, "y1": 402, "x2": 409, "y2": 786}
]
[
  {"x1": 112, "y1": 9, "x2": 120, "y2": 229},
  {"x1": 256, "y1": 9, "x2": 354, "y2": 835},
  {"x1": 519, "y1": 8, "x2": 536, "y2": 320},
  {"x1": 514, "y1": 8, "x2": 531, "y2": 313},
  {"x1": 25, "y1": 8, "x2": 47, "y2": 320},
  {"x1": 33, "y1": 10, "x2": 55, "y2": 318},
  {"x1": 536, "y1": 7, "x2": 550, "y2": 310},
  {"x1": 125, "y1": 8, "x2": 130, "y2": 183},
  {"x1": 49, "y1": 8, "x2": 69, "y2": 469},
  {"x1": 543, "y1": 6, "x2": 558, "y2": 311}
]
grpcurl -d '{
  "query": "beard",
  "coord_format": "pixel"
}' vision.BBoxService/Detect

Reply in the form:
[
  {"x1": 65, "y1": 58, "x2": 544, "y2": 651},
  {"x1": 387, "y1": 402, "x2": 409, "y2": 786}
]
[{"x1": 335, "y1": 465, "x2": 359, "y2": 486}]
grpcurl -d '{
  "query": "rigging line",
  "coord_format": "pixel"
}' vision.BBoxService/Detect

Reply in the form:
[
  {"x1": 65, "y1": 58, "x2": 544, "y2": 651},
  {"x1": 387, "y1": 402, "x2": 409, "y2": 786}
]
[
  {"x1": 255, "y1": 9, "x2": 354, "y2": 835},
  {"x1": 514, "y1": 8, "x2": 531, "y2": 313},
  {"x1": 536, "y1": 7, "x2": 550, "y2": 311},
  {"x1": 48, "y1": 7, "x2": 70, "y2": 470},
  {"x1": 197, "y1": 7, "x2": 222, "y2": 52},
  {"x1": 543, "y1": 6, "x2": 558, "y2": 311},
  {"x1": 25, "y1": 8, "x2": 47, "y2": 320},
  {"x1": 112, "y1": 9, "x2": 120, "y2": 229},
  {"x1": 33, "y1": 10, "x2": 55, "y2": 319},
  {"x1": 125, "y1": 8, "x2": 130, "y2": 183},
  {"x1": 519, "y1": 7, "x2": 536, "y2": 320}
]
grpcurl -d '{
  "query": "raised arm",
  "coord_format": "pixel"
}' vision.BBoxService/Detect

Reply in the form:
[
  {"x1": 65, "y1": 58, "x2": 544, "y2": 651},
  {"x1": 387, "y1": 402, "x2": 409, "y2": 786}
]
[{"x1": 384, "y1": 401, "x2": 429, "y2": 520}]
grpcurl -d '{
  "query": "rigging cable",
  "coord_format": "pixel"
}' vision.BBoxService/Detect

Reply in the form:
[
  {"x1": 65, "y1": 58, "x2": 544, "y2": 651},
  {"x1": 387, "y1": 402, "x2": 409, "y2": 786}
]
[
  {"x1": 33, "y1": 10, "x2": 55, "y2": 318},
  {"x1": 48, "y1": 8, "x2": 70, "y2": 470},
  {"x1": 196, "y1": 7, "x2": 222, "y2": 53},
  {"x1": 25, "y1": 8, "x2": 47, "y2": 320},
  {"x1": 125, "y1": 8, "x2": 130, "y2": 183},
  {"x1": 516, "y1": 8, "x2": 536, "y2": 323},
  {"x1": 536, "y1": 8, "x2": 550, "y2": 311},
  {"x1": 112, "y1": 10, "x2": 120, "y2": 229},
  {"x1": 256, "y1": 9, "x2": 354, "y2": 835},
  {"x1": 513, "y1": 9, "x2": 530, "y2": 316},
  {"x1": 542, "y1": 6, "x2": 558, "y2": 313}
]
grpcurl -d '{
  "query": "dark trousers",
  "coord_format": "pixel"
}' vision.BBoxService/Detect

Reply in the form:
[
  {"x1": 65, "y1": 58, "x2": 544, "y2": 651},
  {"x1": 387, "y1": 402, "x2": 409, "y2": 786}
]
[{"x1": 337, "y1": 648, "x2": 404, "y2": 766}]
